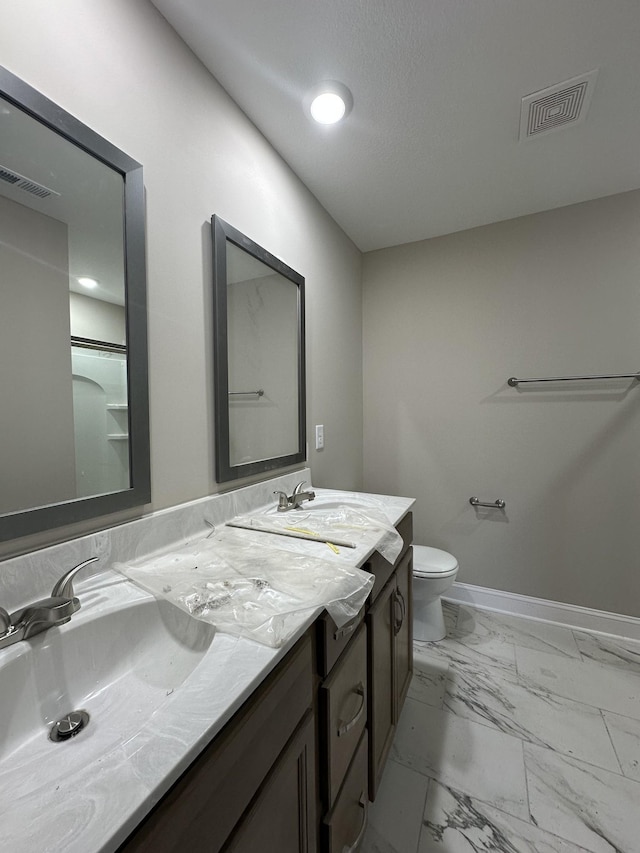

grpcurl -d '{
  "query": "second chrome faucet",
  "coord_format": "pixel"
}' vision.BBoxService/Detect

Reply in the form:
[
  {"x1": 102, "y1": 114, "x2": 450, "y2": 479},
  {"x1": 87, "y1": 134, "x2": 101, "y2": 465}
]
[{"x1": 273, "y1": 481, "x2": 316, "y2": 512}]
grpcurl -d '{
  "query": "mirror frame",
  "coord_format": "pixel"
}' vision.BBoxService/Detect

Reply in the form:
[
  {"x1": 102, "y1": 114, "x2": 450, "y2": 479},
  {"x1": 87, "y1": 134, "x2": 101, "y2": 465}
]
[
  {"x1": 0, "y1": 65, "x2": 150, "y2": 542},
  {"x1": 212, "y1": 215, "x2": 306, "y2": 482}
]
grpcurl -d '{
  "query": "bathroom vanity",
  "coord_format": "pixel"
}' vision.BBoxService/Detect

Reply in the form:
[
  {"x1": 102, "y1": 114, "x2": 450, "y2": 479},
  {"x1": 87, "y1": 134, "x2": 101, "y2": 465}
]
[
  {"x1": 0, "y1": 475, "x2": 414, "y2": 853},
  {"x1": 118, "y1": 506, "x2": 413, "y2": 853}
]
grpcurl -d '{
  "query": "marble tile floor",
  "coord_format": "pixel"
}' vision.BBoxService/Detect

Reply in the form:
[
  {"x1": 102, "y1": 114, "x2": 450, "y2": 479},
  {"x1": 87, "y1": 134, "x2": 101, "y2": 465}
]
[{"x1": 361, "y1": 602, "x2": 640, "y2": 853}]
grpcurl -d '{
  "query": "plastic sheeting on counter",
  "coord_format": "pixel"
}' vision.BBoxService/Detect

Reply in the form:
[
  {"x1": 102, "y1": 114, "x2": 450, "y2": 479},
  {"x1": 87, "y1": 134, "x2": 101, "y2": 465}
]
[
  {"x1": 234, "y1": 502, "x2": 404, "y2": 564},
  {"x1": 114, "y1": 529, "x2": 374, "y2": 648}
]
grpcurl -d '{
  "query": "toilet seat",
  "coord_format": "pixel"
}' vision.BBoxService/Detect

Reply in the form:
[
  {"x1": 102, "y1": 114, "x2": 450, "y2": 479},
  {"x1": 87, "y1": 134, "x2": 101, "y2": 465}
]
[{"x1": 413, "y1": 545, "x2": 458, "y2": 578}]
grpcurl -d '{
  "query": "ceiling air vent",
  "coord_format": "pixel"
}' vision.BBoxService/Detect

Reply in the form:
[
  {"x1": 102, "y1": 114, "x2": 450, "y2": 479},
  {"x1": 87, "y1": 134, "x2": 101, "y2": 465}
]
[
  {"x1": 519, "y1": 70, "x2": 598, "y2": 140},
  {"x1": 0, "y1": 164, "x2": 60, "y2": 199}
]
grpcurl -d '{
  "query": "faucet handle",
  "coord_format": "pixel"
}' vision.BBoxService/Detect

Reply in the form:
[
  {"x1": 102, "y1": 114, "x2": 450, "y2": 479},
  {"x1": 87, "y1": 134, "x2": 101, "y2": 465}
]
[
  {"x1": 292, "y1": 481, "x2": 308, "y2": 496},
  {"x1": 273, "y1": 490, "x2": 290, "y2": 510},
  {"x1": 0, "y1": 607, "x2": 10, "y2": 634},
  {"x1": 51, "y1": 556, "x2": 100, "y2": 600}
]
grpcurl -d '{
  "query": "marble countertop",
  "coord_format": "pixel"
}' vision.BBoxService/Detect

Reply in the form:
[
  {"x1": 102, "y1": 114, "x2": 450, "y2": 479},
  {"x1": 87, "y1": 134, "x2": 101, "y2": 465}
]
[
  {"x1": 233, "y1": 486, "x2": 414, "y2": 566},
  {"x1": 0, "y1": 485, "x2": 414, "y2": 853}
]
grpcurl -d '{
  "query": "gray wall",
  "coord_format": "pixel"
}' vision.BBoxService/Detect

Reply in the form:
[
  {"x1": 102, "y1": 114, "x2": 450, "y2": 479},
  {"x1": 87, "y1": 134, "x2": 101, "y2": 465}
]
[
  {"x1": 0, "y1": 0, "x2": 363, "y2": 556},
  {"x1": 0, "y1": 196, "x2": 76, "y2": 513},
  {"x1": 69, "y1": 293, "x2": 126, "y2": 346},
  {"x1": 363, "y1": 190, "x2": 640, "y2": 617}
]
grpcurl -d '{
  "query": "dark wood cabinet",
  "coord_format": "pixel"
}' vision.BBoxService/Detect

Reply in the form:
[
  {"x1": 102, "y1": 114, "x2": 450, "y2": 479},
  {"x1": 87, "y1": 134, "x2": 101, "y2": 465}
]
[
  {"x1": 366, "y1": 525, "x2": 413, "y2": 802},
  {"x1": 225, "y1": 709, "x2": 316, "y2": 853},
  {"x1": 366, "y1": 575, "x2": 395, "y2": 801},
  {"x1": 394, "y1": 548, "x2": 413, "y2": 717}
]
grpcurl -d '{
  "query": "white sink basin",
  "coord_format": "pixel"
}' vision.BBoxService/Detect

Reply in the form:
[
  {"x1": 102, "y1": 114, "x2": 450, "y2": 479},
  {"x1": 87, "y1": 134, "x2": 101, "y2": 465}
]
[
  {"x1": 0, "y1": 569, "x2": 289, "y2": 853},
  {"x1": 298, "y1": 498, "x2": 373, "y2": 512},
  {"x1": 262, "y1": 495, "x2": 379, "y2": 515},
  {"x1": 0, "y1": 576, "x2": 215, "y2": 764}
]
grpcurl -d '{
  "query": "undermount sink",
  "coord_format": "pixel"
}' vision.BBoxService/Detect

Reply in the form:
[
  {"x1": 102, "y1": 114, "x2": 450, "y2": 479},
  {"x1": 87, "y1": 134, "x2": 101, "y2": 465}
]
[
  {"x1": 0, "y1": 575, "x2": 215, "y2": 766},
  {"x1": 262, "y1": 495, "x2": 379, "y2": 516},
  {"x1": 295, "y1": 498, "x2": 374, "y2": 512}
]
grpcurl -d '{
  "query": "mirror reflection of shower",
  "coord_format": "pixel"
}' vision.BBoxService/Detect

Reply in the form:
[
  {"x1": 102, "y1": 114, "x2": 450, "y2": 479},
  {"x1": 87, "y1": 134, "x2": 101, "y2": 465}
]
[{"x1": 71, "y1": 340, "x2": 129, "y2": 497}]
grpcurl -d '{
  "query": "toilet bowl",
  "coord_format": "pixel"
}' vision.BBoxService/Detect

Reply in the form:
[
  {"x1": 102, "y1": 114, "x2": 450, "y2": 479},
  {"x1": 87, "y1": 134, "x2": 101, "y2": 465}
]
[{"x1": 412, "y1": 545, "x2": 459, "y2": 642}]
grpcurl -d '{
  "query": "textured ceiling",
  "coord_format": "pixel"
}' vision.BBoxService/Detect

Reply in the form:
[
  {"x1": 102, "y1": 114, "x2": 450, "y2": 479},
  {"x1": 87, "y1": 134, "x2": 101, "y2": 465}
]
[{"x1": 150, "y1": 0, "x2": 640, "y2": 252}]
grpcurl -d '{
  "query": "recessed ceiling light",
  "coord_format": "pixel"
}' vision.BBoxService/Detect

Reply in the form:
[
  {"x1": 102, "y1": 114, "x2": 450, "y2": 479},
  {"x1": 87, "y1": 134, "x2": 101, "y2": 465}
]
[
  {"x1": 77, "y1": 276, "x2": 99, "y2": 290},
  {"x1": 306, "y1": 81, "x2": 353, "y2": 125},
  {"x1": 311, "y1": 92, "x2": 346, "y2": 124}
]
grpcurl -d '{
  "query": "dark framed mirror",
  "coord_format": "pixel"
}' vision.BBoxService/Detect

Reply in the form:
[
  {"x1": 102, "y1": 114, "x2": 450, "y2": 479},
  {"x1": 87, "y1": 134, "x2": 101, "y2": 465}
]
[
  {"x1": 0, "y1": 66, "x2": 150, "y2": 542},
  {"x1": 212, "y1": 216, "x2": 306, "y2": 482}
]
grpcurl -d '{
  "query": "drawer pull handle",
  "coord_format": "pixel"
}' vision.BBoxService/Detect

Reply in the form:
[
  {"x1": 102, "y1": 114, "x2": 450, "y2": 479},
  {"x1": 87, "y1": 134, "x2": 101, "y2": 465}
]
[
  {"x1": 337, "y1": 683, "x2": 365, "y2": 737},
  {"x1": 343, "y1": 793, "x2": 368, "y2": 853},
  {"x1": 393, "y1": 588, "x2": 406, "y2": 635},
  {"x1": 398, "y1": 587, "x2": 406, "y2": 622},
  {"x1": 334, "y1": 619, "x2": 358, "y2": 641}
]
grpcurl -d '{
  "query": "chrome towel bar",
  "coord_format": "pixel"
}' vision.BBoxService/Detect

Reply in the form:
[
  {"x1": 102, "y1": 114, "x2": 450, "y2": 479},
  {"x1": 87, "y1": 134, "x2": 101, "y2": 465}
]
[
  {"x1": 508, "y1": 372, "x2": 640, "y2": 387},
  {"x1": 228, "y1": 389, "x2": 265, "y2": 397},
  {"x1": 470, "y1": 497, "x2": 506, "y2": 509}
]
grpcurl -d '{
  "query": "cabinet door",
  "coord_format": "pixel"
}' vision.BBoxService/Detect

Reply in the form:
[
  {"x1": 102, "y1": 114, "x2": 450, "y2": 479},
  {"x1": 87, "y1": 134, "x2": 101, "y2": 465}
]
[
  {"x1": 366, "y1": 577, "x2": 395, "y2": 801},
  {"x1": 225, "y1": 709, "x2": 316, "y2": 853},
  {"x1": 393, "y1": 548, "x2": 413, "y2": 721}
]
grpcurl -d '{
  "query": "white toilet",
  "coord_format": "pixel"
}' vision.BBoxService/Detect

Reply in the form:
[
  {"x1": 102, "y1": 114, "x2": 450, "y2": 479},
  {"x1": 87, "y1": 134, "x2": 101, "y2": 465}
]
[{"x1": 412, "y1": 545, "x2": 459, "y2": 641}]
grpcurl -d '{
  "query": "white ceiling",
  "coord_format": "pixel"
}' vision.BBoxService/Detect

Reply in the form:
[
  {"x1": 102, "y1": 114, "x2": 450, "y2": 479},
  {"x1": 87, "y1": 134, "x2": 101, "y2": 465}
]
[{"x1": 150, "y1": 0, "x2": 640, "y2": 252}]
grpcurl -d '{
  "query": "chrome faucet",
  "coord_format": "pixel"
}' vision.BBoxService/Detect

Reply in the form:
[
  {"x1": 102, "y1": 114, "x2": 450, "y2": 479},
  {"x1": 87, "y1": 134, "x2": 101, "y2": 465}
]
[
  {"x1": 273, "y1": 481, "x2": 316, "y2": 512},
  {"x1": 0, "y1": 556, "x2": 99, "y2": 651}
]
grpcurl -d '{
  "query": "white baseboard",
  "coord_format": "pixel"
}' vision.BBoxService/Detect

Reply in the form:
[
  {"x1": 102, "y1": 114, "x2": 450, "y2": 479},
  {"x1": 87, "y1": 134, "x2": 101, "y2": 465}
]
[{"x1": 445, "y1": 581, "x2": 640, "y2": 641}]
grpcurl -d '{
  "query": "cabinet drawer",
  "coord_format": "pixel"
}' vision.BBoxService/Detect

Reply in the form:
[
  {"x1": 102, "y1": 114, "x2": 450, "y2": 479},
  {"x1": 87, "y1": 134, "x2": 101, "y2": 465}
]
[
  {"x1": 394, "y1": 547, "x2": 413, "y2": 721},
  {"x1": 320, "y1": 624, "x2": 367, "y2": 808},
  {"x1": 366, "y1": 512, "x2": 413, "y2": 604},
  {"x1": 316, "y1": 606, "x2": 365, "y2": 678},
  {"x1": 322, "y1": 731, "x2": 368, "y2": 853}
]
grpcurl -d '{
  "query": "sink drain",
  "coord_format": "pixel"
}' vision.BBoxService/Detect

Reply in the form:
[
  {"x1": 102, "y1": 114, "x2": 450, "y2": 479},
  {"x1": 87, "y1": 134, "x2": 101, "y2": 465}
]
[{"x1": 49, "y1": 710, "x2": 90, "y2": 742}]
